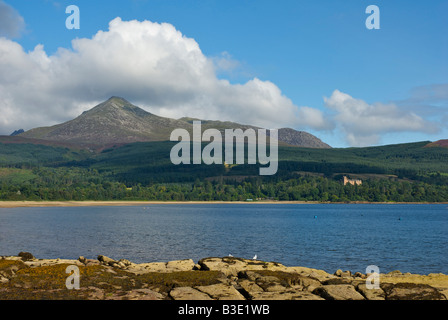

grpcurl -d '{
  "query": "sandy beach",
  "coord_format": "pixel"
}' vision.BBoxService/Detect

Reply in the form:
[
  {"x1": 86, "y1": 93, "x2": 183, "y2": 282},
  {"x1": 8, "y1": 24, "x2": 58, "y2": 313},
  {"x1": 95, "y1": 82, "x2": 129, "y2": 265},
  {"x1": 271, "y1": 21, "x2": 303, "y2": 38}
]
[
  {"x1": 0, "y1": 200, "x2": 321, "y2": 208},
  {"x1": 0, "y1": 200, "x2": 447, "y2": 208}
]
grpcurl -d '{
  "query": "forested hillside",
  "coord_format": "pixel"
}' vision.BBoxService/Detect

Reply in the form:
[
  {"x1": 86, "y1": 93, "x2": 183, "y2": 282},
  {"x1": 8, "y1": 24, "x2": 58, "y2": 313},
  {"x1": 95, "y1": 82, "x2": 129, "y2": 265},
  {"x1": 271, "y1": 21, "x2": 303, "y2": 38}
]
[{"x1": 1, "y1": 140, "x2": 448, "y2": 202}]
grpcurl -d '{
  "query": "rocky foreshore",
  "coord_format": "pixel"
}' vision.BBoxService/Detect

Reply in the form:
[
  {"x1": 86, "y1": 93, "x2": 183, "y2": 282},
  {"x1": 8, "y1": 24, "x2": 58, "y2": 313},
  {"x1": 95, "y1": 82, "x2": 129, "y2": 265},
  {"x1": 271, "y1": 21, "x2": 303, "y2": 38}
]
[{"x1": 1, "y1": 252, "x2": 447, "y2": 300}]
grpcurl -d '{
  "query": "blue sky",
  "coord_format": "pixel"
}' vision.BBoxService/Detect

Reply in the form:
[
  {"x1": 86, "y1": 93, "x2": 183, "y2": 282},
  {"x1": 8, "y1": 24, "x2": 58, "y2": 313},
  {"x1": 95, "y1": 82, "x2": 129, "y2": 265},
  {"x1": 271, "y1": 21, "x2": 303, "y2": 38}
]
[{"x1": 1, "y1": 0, "x2": 447, "y2": 147}]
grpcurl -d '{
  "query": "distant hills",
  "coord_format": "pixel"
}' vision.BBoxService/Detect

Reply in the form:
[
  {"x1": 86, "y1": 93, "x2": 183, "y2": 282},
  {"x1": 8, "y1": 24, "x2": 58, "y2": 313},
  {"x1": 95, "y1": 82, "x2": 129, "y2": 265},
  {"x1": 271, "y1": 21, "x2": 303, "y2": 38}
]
[
  {"x1": 14, "y1": 96, "x2": 331, "y2": 150},
  {"x1": 9, "y1": 129, "x2": 24, "y2": 136},
  {"x1": 425, "y1": 140, "x2": 448, "y2": 148}
]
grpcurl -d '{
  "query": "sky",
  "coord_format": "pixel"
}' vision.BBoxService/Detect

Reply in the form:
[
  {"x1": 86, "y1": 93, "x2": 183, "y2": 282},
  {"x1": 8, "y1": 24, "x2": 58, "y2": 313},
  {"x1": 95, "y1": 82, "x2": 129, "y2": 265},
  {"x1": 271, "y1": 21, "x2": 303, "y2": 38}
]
[{"x1": 0, "y1": 0, "x2": 447, "y2": 147}]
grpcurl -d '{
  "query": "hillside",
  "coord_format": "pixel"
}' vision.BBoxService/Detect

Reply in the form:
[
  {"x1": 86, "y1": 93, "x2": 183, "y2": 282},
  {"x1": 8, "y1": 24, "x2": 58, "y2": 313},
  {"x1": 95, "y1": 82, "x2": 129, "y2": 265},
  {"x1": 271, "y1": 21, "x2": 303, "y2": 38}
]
[
  {"x1": 425, "y1": 140, "x2": 448, "y2": 148},
  {"x1": 179, "y1": 118, "x2": 331, "y2": 149},
  {"x1": 17, "y1": 97, "x2": 331, "y2": 149},
  {"x1": 1, "y1": 139, "x2": 448, "y2": 202},
  {"x1": 1, "y1": 96, "x2": 447, "y2": 202}
]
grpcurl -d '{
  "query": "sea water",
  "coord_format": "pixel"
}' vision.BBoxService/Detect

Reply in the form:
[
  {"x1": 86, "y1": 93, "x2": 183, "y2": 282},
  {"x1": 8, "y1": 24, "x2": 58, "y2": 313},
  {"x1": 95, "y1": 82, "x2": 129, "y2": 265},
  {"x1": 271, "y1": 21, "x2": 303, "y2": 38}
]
[{"x1": 0, "y1": 203, "x2": 446, "y2": 274}]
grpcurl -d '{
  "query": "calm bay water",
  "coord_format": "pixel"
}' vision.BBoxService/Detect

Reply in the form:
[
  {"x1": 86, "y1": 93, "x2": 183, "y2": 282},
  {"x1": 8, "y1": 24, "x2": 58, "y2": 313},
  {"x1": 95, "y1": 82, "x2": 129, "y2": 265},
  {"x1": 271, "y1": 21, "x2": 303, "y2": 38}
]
[{"x1": 0, "y1": 204, "x2": 447, "y2": 274}]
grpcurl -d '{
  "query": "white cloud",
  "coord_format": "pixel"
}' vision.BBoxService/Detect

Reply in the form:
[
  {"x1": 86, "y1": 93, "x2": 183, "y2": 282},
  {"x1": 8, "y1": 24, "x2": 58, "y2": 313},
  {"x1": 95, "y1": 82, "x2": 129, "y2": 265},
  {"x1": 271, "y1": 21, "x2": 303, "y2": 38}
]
[
  {"x1": 296, "y1": 106, "x2": 333, "y2": 131},
  {"x1": 0, "y1": 17, "x2": 326, "y2": 135},
  {"x1": 324, "y1": 89, "x2": 440, "y2": 146},
  {"x1": 3, "y1": 15, "x2": 439, "y2": 146},
  {"x1": 0, "y1": 1, "x2": 25, "y2": 38},
  {"x1": 212, "y1": 51, "x2": 240, "y2": 73}
]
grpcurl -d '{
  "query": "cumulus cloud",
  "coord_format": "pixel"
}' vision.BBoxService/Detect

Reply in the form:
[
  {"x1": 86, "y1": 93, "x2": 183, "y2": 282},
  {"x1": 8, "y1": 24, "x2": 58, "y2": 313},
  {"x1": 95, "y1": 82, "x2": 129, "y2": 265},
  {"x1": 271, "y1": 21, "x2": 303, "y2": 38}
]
[
  {"x1": 0, "y1": 17, "x2": 326, "y2": 135},
  {"x1": 212, "y1": 51, "x2": 241, "y2": 74},
  {"x1": 0, "y1": 1, "x2": 25, "y2": 38},
  {"x1": 324, "y1": 89, "x2": 440, "y2": 146},
  {"x1": 2, "y1": 14, "x2": 440, "y2": 146},
  {"x1": 296, "y1": 106, "x2": 333, "y2": 131}
]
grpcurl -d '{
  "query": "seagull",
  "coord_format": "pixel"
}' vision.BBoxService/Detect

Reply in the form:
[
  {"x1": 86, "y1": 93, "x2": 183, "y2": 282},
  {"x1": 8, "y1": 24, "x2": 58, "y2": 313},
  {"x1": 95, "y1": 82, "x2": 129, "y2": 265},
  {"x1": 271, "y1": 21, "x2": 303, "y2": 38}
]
[
  {"x1": 228, "y1": 254, "x2": 233, "y2": 257},
  {"x1": 253, "y1": 255, "x2": 257, "y2": 260}
]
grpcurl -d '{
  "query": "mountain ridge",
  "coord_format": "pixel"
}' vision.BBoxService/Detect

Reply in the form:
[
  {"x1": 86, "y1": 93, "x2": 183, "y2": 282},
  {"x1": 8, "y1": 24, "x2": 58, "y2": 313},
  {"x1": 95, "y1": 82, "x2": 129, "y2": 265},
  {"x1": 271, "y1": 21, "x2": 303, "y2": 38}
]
[{"x1": 17, "y1": 97, "x2": 331, "y2": 149}]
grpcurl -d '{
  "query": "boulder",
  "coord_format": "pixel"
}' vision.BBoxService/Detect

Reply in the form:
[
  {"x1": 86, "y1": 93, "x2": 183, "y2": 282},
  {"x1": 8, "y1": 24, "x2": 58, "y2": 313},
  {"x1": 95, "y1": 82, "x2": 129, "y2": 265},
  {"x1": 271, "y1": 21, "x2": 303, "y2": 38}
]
[
  {"x1": 85, "y1": 259, "x2": 101, "y2": 266},
  {"x1": 381, "y1": 283, "x2": 446, "y2": 300},
  {"x1": 356, "y1": 283, "x2": 385, "y2": 300},
  {"x1": 313, "y1": 285, "x2": 365, "y2": 300},
  {"x1": 118, "y1": 259, "x2": 133, "y2": 267},
  {"x1": 297, "y1": 276, "x2": 322, "y2": 292},
  {"x1": 97, "y1": 255, "x2": 116, "y2": 266},
  {"x1": 166, "y1": 259, "x2": 195, "y2": 272},
  {"x1": 18, "y1": 252, "x2": 35, "y2": 261}
]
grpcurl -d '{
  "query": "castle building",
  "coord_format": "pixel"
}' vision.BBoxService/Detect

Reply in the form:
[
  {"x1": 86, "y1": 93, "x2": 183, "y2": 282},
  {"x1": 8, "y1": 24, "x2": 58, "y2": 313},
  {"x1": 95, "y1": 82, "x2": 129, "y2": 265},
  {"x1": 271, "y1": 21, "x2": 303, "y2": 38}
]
[{"x1": 343, "y1": 176, "x2": 362, "y2": 186}]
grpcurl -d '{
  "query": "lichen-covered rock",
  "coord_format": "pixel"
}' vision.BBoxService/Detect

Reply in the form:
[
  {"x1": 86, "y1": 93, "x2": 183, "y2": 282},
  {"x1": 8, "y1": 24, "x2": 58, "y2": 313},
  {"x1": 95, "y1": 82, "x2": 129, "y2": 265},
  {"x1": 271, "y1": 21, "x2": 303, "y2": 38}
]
[
  {"x1": 1, "y1": 254, "x2": 447, "y2": 300},
  {"x1": 381, "y1": 283, "x2": 445, "y2": 300},
  {"x1": 356, "y1": 283, "x2": 385, "y2": 300}
]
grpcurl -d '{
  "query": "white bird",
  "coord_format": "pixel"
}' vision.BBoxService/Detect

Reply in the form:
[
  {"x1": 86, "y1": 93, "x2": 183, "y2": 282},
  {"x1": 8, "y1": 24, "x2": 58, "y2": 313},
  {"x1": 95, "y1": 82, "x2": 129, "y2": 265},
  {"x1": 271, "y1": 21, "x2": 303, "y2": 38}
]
[
  {"x1": 253, "y1": 255, "x2": 257, "y2": 260},
  {"x1": 228, "y1": 254, "x2": 233, "y2": 257}
]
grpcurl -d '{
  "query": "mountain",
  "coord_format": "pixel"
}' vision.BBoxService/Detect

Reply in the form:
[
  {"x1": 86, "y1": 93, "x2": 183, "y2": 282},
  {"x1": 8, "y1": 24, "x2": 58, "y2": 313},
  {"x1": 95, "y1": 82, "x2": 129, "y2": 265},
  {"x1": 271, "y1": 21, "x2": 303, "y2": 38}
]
[
  {"x1": 19, "y1": 97, "x2": 190, "y2": 148},
  {"x1": 10, "y1": 129, "x2": 24, "y2": 136},
  {"x1": 277, "y1": 128, "x2": 330, "y2": 149},
  {"x1": 18, "y1": 96, "x2": 331, "y2": 149},
  {"x1": 179, "y1": 118, "x2": 331, "y2": 149}
]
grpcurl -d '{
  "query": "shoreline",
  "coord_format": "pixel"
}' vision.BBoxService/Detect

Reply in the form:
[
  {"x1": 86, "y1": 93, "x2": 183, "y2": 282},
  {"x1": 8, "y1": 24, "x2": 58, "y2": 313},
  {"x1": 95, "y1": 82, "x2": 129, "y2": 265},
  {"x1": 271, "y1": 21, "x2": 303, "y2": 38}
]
[
  {"x1": 1, "y1": 254, "x2": 447, "y2": 300},
  {"x1": 1, "y1": 200, "x2": 448, "y2": 208}
]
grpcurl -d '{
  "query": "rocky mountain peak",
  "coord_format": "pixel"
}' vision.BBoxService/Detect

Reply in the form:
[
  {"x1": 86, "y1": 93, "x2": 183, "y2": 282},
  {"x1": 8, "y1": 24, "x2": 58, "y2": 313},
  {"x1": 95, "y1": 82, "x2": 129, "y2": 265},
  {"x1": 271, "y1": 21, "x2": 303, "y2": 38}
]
[{"x1": 18, "y1": 97, "x2": 331, "y2": 149}]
